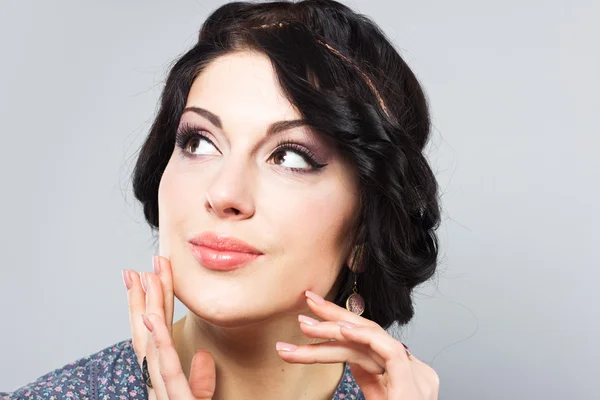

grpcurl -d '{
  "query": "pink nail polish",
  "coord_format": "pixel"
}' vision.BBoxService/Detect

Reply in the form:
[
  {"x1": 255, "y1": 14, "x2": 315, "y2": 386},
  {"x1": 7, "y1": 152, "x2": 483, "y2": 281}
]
[
  {"x1": 142, "y1": 314, "x2": 153, "y2": 332},
  {"x1": 298, "y1": 315, "x2": 319, "y2": 326},
  {"x1": 152, "y1": 255, "x2": 161, "y2": 275},
  {"x1": 276, "y1": 342, "x2": 297, "y2": 352},
  {"x1": 305, "y1": 290, "x2": 326, "y2": 305},
  {"x1": 121, "y1": 270, "x2": 132, "y2": 290},
  {"x1": 337, "y1": 320, "x2": 357, "y2": 329}
]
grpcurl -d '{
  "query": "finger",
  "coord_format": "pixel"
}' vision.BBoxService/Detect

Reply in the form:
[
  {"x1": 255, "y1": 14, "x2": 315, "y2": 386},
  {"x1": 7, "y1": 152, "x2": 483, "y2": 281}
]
[
  {"x1": 144, "y1": 313, "x2": 195, "y2": 399},
  {"x1": 296, "y1": 315, "x2": 386, "y2": 367},
  {"x1": 304, "y1": 290, "x2": 379, "y2": 328},
  {"x1": 302, "y1": 293, "x2": 414, "y2": 370},
  {"x1": 144, "y1": 272, "x2": 167, "y2": 324},
  {"x1": 297, "y1": 315, "x2": 423, "y2": 398},
  {"x1": 337, "y1": 323, "x2": 412, "y2": 363},
  {"x1": 189, "y1": 350, "x2": 216, "y2": 400},
  {"x1": 336, "y1": 324, "x2": 439, "y2": 399},
  {"x1": 335, "y1": 322, "x2": 414, "y2": 386},
  {"x1": 276, "y1": 340, "x2": 383, "y2": 375},
  {"x1": 143, "y1": 272, "x2": 170, "y2": 400},
  {"x1": 124, "y1": 270, "x2": 147, "y2": 366},
  {"x1": 154, "y1": 256, "x2": 175, "y2": 335}
]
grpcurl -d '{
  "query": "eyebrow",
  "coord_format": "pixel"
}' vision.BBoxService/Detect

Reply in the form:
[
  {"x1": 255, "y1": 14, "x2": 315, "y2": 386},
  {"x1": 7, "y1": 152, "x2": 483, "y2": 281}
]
[{"x1": 182, "y1": 106, "x2": 309, "y2": 137}]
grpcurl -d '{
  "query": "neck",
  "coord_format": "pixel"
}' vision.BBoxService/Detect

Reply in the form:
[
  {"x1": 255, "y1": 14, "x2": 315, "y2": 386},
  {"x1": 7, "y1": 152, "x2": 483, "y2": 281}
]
[{"x1": 173, "y1": 310, "x2": 345, "y2": 400}]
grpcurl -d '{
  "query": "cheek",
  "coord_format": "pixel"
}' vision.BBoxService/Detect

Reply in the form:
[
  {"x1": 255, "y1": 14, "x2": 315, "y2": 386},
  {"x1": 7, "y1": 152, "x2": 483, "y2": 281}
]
[
  {"x1": 260, "y1": 179, "x2": 356, "y2": 268},
  {"x1": 161, "y1": 157, "x2": 208, "y2": 202},
  {"x1": 281, "y1": 191, "x2": 354, "y2": 298},
  {"x1": 158, "y1": 162, "x2": 182, "y2": 224},
  {"x1": 158, "y1": 159, "x2": 207, "y2": 238}
]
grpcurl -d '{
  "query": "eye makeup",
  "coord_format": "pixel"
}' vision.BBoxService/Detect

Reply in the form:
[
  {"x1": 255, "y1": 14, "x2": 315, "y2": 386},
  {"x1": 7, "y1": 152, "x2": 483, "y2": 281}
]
[
  {"x1": 174, "y1": 122, "x2": 329, "y2": 174},
  {"x1": 175, "y1": 123, "x2": 221, "y2": 156},
  {"x1": 269, "y1": 139, "x2": 327, "y2": 171}
]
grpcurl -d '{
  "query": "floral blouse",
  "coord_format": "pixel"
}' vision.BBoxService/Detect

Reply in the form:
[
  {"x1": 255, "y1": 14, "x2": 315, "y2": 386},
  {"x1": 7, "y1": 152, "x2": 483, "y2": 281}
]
[{"x1": 1, "y1": 339, "x2": 364, "y2": 399}]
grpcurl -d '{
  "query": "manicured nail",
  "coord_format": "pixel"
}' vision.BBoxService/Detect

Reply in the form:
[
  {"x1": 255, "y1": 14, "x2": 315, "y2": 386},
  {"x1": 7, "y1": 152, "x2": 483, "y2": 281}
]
[
  {"x1": 276, "y1": 341, "x2": 297, "y2": 352},
  {"x1": 305, "y1": 290, "x2": 326, "y2": 305},
  {"x1": 121, "y1": 270, "x2": 132, "y2": 290},
  {"x1": 142, "y1": 314, "x2": 153, "y2": 332},
  {"x1": 298, "y1": 315, "x2": 319, "y2": 326},
  {"x1": 337, "y1": 320, "x2": 357, "y2": 329},
  {"x1": 152, "y1": 255, "x2": 161, "y2": 275},
  {"x1": 140, "y1": 272, "x2": 148, "y2": 293}
]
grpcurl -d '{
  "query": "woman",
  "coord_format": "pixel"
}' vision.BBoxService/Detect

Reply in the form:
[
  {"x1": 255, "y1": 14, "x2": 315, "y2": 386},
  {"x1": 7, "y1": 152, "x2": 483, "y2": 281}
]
[{"x1": 2, "y1": 0, "x2": 440, "y2": 399}]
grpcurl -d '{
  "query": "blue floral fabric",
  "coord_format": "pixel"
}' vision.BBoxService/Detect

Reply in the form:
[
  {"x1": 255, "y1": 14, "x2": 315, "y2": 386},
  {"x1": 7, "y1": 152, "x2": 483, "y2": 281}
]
[{"x1": 1, "y1": 339, "x2": 364, "y2": 399}]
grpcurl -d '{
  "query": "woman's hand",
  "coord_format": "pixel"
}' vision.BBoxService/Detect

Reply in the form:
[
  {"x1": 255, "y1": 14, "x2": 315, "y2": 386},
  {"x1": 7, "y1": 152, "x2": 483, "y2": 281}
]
[
  {"x1": 122, "y1": 256, "x2": 216, "y2": 399},
  {"x1": 276, "y1": 290, "x2": 440, "y2": 400},
  {"x1": 122, "y1": 258, "x2": 438, "y2": 399}
]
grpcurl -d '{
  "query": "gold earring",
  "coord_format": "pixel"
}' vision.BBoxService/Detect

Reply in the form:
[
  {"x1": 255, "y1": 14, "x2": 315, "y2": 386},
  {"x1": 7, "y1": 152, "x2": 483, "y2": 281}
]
[{"x1": 345, "y1": 272, "x2": 365, "y2": 315}]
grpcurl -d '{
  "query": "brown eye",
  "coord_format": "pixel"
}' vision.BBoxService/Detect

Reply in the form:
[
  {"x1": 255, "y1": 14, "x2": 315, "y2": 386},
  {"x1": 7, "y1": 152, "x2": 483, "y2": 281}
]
[
  {"x1": 269, "y1": 149, "x2": 311, "y2": 169},
  {"x1": 184, "y1": 136, "x2": 219, "y2": 156}
]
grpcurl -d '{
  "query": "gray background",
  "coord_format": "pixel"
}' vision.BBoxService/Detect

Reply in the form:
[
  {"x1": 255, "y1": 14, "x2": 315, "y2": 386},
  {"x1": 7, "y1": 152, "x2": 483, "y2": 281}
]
[{"x1": 1, "y1": 0, "x2": 598, "y2": 398}]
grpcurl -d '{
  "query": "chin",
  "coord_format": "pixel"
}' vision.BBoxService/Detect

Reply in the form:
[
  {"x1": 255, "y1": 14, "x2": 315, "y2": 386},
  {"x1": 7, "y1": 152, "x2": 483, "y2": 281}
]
[
  {"x1": 177, "y1": 286, "x2": 313, "y2": 330},
  {"x1": 174, "y1": 282, "x2": 278, "y2": 328},
  {"x1": 187, "y1": 303, "x2": 281, "y2": 329},
  {"x1": 170, "y1": 252, "x2": 309, "y2": 327}
]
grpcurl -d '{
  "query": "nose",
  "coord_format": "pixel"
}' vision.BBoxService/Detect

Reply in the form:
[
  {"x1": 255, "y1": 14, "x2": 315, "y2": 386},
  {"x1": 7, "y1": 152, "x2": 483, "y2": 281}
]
[{"x1": 204, "y1": 158, "x2": 255, "y2": 220}]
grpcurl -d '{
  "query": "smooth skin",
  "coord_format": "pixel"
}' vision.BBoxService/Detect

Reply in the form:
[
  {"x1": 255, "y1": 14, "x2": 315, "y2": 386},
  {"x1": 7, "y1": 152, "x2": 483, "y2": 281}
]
[
  {"x1": 122, "y1": 50, "x2": 439, "y2": 399},
  {"x1": 122, "y1": 256, "x2": 439, "y2": 399}
]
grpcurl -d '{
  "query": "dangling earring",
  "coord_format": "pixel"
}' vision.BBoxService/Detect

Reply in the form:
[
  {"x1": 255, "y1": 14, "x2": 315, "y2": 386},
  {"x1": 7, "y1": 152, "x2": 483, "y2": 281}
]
[{"x1": 345, "y1": 272, "x2": 365, "y2": 315}]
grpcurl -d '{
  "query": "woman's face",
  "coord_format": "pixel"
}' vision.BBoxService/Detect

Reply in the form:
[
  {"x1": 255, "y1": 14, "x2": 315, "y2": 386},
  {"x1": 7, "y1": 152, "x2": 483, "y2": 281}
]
[{"x1": 158, "y1": 50, "x2": 359, "y2": 327}]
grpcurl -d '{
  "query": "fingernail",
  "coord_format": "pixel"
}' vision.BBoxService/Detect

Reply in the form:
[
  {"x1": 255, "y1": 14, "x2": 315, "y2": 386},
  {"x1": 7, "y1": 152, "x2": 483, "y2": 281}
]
[
  {"x1": 337, "y1": 320, "x2": 357, "y2": 329},
  {"x1": 298, "y1": 315, "x2": 319, "y2": 326},
  {"x1": 140, "y1": 272, "x2": 148, "y2": 293},
  {"x1": 152, "y1": 255, "x2": 161, "y2": 275},
  {"x1": 142, "y1": 314, "x2": 153, "y2": 332},
  {"x1": 305, "y1": 290, "x2": 326, "y2": 305},
  {"x1": 121, "y1": 270, "x2": 132, "y2": 290},
  {"x1": 276, "y1": 341, "x2": 297, "y2": 352}
]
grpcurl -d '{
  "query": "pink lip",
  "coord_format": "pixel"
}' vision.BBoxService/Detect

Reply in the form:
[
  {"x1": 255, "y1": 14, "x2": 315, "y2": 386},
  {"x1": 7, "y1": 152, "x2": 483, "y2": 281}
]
[{"x1": 187, "y1": 232, "x2": 263, "y2": 271}]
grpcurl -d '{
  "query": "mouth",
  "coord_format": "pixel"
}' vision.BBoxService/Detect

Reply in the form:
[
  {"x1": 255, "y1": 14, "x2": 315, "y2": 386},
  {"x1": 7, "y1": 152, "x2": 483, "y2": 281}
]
[{"x1": 187, "y1": 232, "x2": 263, "y2": 271}]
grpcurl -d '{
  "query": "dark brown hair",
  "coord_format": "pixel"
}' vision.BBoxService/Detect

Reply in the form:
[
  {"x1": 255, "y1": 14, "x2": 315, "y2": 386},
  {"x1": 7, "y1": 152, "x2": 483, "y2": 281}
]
[{"x1": 132, "y1": 0, "x2": 440, "y2": 329}]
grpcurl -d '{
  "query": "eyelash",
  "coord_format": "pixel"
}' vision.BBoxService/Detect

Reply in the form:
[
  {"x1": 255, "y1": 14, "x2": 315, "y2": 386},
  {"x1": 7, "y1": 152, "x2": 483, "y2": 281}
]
[{"x1": 174, "y1": 124, "x2": 327, "y2": 173}]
